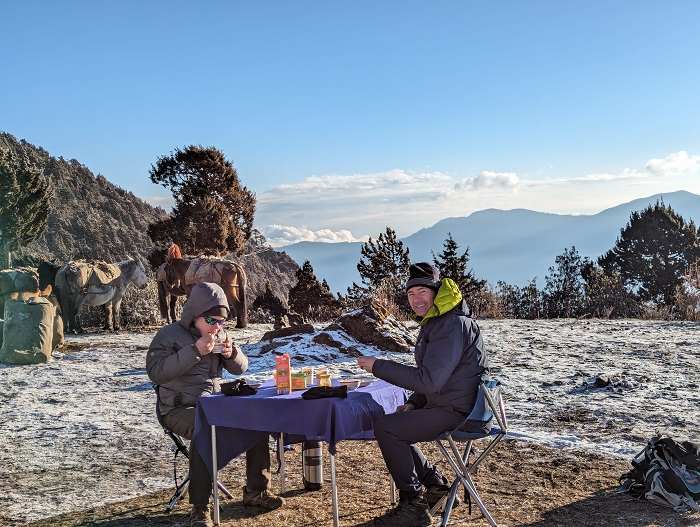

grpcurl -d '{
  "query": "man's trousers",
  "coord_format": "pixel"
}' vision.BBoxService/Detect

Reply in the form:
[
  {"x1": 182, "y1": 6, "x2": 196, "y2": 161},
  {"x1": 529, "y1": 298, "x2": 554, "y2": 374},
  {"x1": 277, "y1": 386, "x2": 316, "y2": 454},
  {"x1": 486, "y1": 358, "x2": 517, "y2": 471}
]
[{"x1": 163, "y1": 406, "x2": 271, "y2": 505}]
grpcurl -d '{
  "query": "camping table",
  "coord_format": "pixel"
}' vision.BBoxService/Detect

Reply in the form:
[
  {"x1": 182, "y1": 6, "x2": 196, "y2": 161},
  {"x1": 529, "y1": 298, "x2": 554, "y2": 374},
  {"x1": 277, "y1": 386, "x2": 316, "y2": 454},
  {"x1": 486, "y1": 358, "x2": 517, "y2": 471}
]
[{"x1": 193, "y1": 379, "x2": 407, "y2": 527}]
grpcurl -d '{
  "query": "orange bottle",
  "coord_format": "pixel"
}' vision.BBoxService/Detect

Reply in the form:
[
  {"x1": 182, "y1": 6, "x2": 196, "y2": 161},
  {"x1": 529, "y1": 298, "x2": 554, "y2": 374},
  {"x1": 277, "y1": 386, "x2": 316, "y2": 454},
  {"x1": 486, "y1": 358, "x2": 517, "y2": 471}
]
[{"x1": 274, "y1": 354, "x2": 292, "y2": 394}]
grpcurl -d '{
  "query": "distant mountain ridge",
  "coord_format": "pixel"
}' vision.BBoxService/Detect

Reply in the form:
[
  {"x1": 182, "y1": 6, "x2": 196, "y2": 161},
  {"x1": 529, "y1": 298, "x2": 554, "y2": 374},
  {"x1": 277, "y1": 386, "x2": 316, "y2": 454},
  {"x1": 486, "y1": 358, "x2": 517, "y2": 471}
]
[
  {"x1": 280, "y1": 190, "x2": 700, "y2": 292},
  {"x1": 0, "y1": 132, "x2": 299, "y2": 301}
]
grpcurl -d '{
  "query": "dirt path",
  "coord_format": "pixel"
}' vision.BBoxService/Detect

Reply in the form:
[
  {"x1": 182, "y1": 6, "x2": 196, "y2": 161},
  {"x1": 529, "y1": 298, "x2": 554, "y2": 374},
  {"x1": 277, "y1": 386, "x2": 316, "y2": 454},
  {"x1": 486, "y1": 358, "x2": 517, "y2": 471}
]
[{"x1": 23, "y1": 440, "x2": 699, "y2": 527}]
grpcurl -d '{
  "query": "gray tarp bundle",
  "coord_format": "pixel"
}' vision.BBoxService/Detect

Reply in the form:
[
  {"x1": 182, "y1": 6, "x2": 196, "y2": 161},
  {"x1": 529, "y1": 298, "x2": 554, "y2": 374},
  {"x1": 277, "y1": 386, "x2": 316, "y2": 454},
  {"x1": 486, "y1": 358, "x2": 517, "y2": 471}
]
[{"x1": 0, "y1": 297, "x2": 57, "y2": 365}]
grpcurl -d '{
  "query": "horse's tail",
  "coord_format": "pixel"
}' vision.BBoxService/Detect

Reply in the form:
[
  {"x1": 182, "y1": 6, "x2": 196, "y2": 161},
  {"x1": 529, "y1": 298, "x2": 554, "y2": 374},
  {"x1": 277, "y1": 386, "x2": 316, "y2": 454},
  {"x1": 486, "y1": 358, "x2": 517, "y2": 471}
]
[
  {"x1": 236, "y1": 263, "x2": 248, "y2": 328},
  {"x1": 157, "y1": 279, "x2": 169, "y2": 321},
  {"x1": 166, "y1": 243, "x2": 182, "y2": 262}
]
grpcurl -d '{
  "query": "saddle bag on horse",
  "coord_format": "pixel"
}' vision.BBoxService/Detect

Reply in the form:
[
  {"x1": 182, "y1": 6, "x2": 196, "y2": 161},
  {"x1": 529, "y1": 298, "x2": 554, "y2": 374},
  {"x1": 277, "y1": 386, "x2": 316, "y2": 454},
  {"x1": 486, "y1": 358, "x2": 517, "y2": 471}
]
[{"x1": 67, "y1": 260, "x2": 122, "y2": 294}]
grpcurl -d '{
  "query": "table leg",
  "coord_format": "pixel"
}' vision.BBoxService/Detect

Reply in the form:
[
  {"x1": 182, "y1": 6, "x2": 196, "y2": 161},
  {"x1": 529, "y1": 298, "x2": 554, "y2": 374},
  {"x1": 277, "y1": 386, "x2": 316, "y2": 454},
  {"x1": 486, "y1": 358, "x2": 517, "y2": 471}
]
[
  {"x1": 330, "y1": 450, "x2": 339, "y2": 527},
  {"x1": 278, "y1": 432, "x2": 286, "y2": 494},
  {"x1": 211, "y1": 425, "x2": 220, "y2": 526}
]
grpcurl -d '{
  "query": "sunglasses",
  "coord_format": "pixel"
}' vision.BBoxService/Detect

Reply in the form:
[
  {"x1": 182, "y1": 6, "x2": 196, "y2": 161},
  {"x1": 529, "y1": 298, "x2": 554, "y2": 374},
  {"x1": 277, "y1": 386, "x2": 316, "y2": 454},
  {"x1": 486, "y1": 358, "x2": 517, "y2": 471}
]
[{"x1": 203, "y1": 316, "x2": 226, "y2": 326}]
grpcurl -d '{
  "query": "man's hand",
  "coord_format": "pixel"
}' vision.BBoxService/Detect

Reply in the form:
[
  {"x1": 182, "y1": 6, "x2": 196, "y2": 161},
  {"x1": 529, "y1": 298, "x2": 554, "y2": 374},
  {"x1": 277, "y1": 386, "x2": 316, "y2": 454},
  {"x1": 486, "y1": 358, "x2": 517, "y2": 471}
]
[
  {"x1": 195, "y1": 334, "x2": 215, "y2": 356},
  {"x1": 357, "y1": 356, "x2": 376, "y2": 374},
  {"x1": 220, "y1": 338, "x2": 238, "y2": 359},
  {"x1": 396, "y1": 402, "x2": 415, "y2": 413}
]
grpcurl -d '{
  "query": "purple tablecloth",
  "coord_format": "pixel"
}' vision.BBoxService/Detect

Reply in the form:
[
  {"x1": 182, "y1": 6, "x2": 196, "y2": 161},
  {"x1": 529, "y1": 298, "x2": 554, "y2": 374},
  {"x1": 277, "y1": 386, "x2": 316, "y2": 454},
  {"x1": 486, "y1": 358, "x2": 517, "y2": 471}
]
[{"x1": 193, "y1": 379, "x2": 407, "y2": 475}]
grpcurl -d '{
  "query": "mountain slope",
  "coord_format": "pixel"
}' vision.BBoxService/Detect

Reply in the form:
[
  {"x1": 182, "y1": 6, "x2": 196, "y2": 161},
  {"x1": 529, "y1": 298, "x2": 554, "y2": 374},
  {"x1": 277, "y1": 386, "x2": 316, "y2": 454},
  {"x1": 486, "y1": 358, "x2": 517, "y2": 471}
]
[
  {"x1": 281, "y1": 191, "x2": 700, "y2": 291},
  {"x1": 0, "y1": 132, "x2": 298, "y2": 302}
]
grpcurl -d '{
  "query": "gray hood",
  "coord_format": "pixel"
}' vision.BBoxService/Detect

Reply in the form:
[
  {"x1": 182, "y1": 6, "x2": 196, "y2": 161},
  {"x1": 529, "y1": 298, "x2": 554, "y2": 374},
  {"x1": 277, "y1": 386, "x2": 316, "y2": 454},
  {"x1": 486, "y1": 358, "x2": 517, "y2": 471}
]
[{"x1": 179, "y1": 282, "x2": 229, "y2": 329}]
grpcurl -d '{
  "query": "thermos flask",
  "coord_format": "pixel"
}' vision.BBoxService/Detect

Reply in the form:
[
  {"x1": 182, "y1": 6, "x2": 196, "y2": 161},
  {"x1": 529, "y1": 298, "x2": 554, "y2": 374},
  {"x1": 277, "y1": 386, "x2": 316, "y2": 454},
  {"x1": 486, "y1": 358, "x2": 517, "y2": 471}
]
[{"x1": 302, "y1": 440, "x2": 323, "y2": 490}]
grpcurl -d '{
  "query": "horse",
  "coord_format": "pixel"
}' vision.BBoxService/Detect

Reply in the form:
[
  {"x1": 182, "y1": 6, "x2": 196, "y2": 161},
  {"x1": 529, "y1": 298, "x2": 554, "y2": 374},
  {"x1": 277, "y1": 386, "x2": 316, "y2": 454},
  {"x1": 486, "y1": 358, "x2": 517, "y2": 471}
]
[
  {"x1": 159, "y1": 257, "x2": 248, "y2": 328},
  {"x1": 55, "y1": 259, "x2": 148, "y2": 333}
]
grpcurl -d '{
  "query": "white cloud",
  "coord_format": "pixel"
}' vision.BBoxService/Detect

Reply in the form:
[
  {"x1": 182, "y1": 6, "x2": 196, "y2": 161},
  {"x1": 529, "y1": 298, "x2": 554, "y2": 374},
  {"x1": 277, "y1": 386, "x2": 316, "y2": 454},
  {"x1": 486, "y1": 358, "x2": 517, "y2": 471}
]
[
  {"x1": 455, "y1": 171, "x2": 520, "y2": 191},
  {"x1": 645, "y1": 151, "x2": 700, "y2": 177},
  {"x1": 144, "y1": 194, "x2": 174, "y2": 209},
  {"x1": 529, "y1": 168, "x2": 647, "y2": 185},
  {"x1": 261, "y1": 224, "x2": 369, "y2": 247}
]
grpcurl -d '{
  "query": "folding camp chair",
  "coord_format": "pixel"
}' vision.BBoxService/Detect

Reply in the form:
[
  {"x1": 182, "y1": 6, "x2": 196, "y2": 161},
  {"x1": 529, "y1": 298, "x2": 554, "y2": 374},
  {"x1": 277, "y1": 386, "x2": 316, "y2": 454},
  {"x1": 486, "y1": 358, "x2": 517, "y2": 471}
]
[
  {"x1": 432, "y1": 378, "x2": 507, "y2": 527},
  {"x1": 153, "y1": 385, "x2": 234, "y2": 512}
]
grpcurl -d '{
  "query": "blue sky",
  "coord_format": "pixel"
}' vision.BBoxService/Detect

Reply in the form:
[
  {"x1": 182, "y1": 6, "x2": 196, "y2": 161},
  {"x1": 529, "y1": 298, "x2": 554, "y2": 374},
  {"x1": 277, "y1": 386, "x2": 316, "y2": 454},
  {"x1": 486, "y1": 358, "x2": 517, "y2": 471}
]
[{"x1": 3, "y1": 1, "x2": 700, "y2": 245}]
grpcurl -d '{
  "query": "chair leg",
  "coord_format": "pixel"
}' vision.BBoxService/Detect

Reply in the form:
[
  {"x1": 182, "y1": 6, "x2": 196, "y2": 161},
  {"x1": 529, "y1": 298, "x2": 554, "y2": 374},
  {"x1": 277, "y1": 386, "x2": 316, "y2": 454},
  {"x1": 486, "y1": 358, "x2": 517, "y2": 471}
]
[
  {"x1": 166, "y1": 476, "x2": 190, "y2": 512},
  {"x1": 217, "y1": 480, "x2": 234, "y2": 499},
  {"x1": 436, "y1": 440, "x2": 498, "y2": 527}
]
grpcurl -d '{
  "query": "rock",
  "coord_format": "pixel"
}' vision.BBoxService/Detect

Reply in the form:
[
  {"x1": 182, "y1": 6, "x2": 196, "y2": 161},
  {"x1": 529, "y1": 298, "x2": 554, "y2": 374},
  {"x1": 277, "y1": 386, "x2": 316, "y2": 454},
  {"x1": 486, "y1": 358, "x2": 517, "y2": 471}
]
[
  {"x1": 594, "y1": 375, "x2": 610, "y2": 387},
  {"x1": 313, "y1": 332, "x2": 344, "y2": 349},
  {"x1": 260, "y1": 341, "x2": 286, "y2": 354},
  {"x1": 273, "y1": 314, "x2": 289, "y2": 330},
  {"x1": 327, "y1": 302, "x2": 415, "y2": 354},
  {"x1": 262, "y1": 324, "x2": 315, "y2": 341},
  {"x1": 312, "y1": 332, "x2": 365, "y2": 357}
]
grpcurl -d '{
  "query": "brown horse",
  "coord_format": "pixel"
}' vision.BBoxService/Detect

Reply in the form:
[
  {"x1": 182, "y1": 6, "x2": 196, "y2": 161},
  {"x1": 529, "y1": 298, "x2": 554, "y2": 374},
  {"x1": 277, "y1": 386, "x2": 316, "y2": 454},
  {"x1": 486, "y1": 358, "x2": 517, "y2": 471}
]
[{"x1": 158, "y1": 257, "x2": 248, "y2": 328}]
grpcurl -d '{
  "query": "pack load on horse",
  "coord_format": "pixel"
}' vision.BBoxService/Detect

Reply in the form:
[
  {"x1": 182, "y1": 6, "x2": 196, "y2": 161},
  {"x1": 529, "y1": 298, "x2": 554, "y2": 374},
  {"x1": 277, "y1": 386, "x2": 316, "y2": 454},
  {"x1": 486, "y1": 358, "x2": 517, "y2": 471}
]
[
  {"x1": 55, "y1": 258, "x2": 148, "y2": 333},
  {"x1": 154, "y1": 244, "x2": 247, "y2": 327},
  {"x1": 0, "y1": 266, "x2": 63, "y2": 365}
]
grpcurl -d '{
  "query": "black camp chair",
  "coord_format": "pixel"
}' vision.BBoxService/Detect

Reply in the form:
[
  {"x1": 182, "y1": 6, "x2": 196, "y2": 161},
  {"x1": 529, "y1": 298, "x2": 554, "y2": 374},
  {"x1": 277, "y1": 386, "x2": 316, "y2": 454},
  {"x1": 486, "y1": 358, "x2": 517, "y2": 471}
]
[
  {"x1": 432, "y1": 378, "x2": 507, "y2": 527},
  {"x1": 153, "y1": 385, "x2": 234, "y2": 511}
]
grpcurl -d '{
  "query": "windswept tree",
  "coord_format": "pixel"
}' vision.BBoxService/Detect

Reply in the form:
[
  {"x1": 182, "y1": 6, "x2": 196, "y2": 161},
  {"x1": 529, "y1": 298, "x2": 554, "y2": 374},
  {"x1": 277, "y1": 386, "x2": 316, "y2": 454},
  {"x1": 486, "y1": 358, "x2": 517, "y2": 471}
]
[
  {"x1": 289, "y1": 261, "x2": 340, "y2": 320},
  {"x1": 351, "y1": 226, "x2": 410, "y2": 293},
  {"x1": 0, "y1": 149, "x2": 53, "y2": 268},
  {"x1": 599, "y1": 201, "x2": 700, "y2": 305},
  {"x1": 542, "y1": 246, "x2": 586, "y2": 318},
  {"x1": 147, "y1": 146, "x2": 255, "y2": 256},
  {"x1": 432, "y1": 232, "x2": 487, "y2": 314}
]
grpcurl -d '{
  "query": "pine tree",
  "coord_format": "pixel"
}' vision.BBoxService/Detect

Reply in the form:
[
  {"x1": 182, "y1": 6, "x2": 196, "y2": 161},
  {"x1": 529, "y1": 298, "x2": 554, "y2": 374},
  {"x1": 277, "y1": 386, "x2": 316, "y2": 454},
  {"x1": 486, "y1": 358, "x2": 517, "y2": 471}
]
[
  {"x1": 518, "y1": 278, "x2": 541, "y2": 319},
  {"x1": 581, "y1": 262, "x2": 639, "y2": 318},
  {"x1": 0, "y1": 148, "x2": 53, "y2": 268},
  {"x1": 356, "y1": 227, "x2": 410, "y2": 290},
  {"x1": 432, "y1": 233, "x2": 486, "y2": 307},
  {"x1": 147, "y1": 145, "x2": 255, "y2": 256},
  {"x1": 599, "y1": 201, "x2": 700, "y2": 305},
  {"x1": 542, "y1": 246, "x2": 586, "y2": 318},
  {"x1": 288, "y1": 261, "x2": 340, "y2": 320}
]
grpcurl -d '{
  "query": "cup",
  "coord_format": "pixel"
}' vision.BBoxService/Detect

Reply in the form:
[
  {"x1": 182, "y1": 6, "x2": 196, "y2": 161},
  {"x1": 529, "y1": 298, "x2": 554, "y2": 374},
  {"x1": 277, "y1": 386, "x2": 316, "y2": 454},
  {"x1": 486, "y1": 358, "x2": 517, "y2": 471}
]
[{"x1": 212, "y1": 330, "x2": 229, "y2": 354}]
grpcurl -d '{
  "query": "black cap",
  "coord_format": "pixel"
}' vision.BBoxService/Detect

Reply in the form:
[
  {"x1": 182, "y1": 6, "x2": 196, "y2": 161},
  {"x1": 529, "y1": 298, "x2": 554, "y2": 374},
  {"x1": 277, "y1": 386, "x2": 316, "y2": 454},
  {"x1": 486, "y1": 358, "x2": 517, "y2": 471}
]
[{"x1": 406, "y1": 262, "x2": 441, "y2": 292}]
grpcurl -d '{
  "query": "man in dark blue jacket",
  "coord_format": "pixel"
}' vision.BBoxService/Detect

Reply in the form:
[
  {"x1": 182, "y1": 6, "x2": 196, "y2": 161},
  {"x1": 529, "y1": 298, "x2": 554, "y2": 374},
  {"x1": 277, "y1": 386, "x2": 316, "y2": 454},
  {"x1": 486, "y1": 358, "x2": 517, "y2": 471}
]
[{"x1": 358, "y1": 262, "x2": 488, "y2": 526}]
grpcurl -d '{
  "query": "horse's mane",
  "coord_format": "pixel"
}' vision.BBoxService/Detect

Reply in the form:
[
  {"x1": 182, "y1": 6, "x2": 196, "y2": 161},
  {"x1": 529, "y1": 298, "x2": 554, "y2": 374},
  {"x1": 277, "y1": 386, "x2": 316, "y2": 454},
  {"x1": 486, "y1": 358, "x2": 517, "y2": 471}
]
[{"x1": 167, "y1": 244, "x2": 183, "y2": 262}]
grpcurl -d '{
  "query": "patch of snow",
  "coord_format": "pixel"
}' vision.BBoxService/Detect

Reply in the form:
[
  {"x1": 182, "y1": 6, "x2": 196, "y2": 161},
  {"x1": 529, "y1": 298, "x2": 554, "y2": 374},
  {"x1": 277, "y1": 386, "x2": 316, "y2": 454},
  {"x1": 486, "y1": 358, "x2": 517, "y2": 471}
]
[{"x1": 1, "y1": 319, "x2": 699, "y2": 523}]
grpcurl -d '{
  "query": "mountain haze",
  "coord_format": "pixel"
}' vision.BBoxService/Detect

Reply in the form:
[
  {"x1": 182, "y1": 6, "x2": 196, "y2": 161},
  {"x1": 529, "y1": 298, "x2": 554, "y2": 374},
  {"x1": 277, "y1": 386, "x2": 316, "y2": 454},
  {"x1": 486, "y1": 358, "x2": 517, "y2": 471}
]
[{"x1": 281, "y1": 191, "x2": 700, "y2": 292}]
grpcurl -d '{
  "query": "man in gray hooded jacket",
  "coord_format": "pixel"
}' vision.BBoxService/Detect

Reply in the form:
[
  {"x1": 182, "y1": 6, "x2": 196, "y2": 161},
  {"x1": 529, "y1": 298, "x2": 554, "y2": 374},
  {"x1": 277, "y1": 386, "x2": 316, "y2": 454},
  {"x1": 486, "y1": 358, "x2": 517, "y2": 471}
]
[
  {"x1": 147, "y1": 282, "x2": 284, "y2": 527},
  {"x1": 358, "y1": 263, "x2": 488, "y2": 526}
]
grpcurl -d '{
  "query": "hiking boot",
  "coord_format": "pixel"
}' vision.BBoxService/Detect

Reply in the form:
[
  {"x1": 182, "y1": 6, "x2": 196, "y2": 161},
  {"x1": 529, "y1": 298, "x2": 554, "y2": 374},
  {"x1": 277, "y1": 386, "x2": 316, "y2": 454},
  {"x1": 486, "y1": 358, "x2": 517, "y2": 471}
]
[
  {"x1": 425, "y1": 483, "x2": 461, "y2": 510},
  {"x1": 374, "y1": 495, "x2": 433, "y2": 527},
  {"x1": 189, "y1": 504, "x2": 213, "y2": 527},
  {"x1": 242, "y1": 487, "x2": 285, "y2": 510}
]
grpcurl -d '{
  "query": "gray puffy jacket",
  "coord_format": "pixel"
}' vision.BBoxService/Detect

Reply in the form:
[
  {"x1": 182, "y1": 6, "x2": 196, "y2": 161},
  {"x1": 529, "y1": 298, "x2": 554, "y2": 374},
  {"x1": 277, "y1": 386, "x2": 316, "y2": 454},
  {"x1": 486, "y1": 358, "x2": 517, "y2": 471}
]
[
  {"x1": 373, "y1": 300, "x2": 487, "y2": 415},
  {"x1": 146, "y1": 282, "x2": 248, "y2": 416}
]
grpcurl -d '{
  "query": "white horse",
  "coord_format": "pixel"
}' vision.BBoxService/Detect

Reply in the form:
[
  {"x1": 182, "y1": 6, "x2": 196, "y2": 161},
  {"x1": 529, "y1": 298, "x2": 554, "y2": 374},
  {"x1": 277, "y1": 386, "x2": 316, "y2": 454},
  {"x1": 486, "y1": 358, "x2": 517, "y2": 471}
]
[{"x1": 56, "y1": 259, "x2": 148, "y2": 333}]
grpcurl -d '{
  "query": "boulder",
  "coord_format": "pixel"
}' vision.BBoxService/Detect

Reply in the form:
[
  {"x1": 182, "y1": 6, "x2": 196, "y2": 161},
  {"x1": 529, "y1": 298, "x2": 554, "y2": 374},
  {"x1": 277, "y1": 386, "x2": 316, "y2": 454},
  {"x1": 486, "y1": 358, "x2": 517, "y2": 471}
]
[
  {"x1": 312, "y1": 332, "x2": 364, "y2": 357},
  {"x1": 326, "y1": 302, "x2": 415, "y2": 354},
  {"x1": 262, "y1": 324, "x2": 315, "y2": 341}
]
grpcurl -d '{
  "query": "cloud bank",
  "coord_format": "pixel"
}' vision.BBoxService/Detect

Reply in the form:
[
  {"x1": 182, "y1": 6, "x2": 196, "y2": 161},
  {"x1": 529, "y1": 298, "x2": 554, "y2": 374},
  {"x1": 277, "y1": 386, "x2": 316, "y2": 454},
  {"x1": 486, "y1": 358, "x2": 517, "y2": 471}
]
[{"x1": 262, "y1": 225, "x2": 368, "y2": 247}]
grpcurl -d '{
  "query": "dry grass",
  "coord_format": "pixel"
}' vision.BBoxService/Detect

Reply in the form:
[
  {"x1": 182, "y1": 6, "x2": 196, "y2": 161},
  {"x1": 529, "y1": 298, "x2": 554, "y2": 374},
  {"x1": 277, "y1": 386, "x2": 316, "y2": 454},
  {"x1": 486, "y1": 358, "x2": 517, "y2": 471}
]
[{"x1": 22, "y1": 440, "x2": 699, "y2": 527}]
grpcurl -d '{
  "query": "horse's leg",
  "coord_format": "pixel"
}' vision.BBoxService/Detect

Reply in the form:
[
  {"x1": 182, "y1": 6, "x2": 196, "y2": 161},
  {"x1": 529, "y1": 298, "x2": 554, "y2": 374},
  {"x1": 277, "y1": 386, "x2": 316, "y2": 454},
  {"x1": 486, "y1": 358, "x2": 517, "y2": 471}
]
[
  {"x1": 74, "y1": 296, "x2": 86, "y2": 334},
  {"x1": 113, "y1": 296, "x2": 123, "y2": 331},
  {"x1": 169, "y1": 295, "x2": 177, "y2": 323},
  {"x1": 103, "y1": 303, "x2": 113, "y2": 331}
]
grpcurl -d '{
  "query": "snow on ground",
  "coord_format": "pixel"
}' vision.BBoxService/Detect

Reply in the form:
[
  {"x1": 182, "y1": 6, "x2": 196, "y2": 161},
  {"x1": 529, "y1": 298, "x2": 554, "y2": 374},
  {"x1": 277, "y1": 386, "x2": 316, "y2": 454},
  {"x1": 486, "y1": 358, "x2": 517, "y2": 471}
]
[{"x1": 1, "y1": 319, "x2": 699, "y2": 523}]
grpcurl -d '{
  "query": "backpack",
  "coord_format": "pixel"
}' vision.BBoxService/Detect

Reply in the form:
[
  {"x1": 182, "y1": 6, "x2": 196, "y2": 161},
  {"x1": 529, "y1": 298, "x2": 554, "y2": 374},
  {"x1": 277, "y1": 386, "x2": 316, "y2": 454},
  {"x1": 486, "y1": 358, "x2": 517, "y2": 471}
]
[{"x1": 619, "y1": 434, "x2": 700, "y2": 513}]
